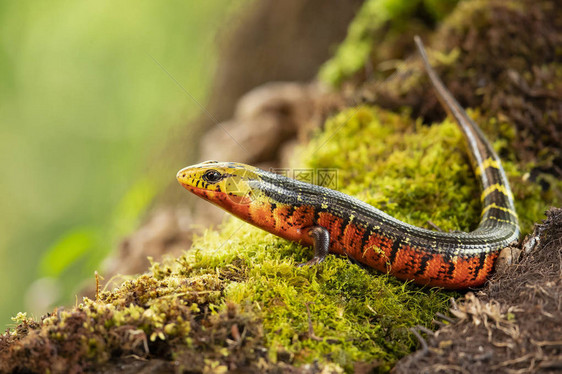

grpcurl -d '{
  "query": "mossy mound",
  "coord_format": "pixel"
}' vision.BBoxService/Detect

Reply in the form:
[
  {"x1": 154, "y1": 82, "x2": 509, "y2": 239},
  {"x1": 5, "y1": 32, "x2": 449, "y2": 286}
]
[
  {"x1": 0, "y1": 224, "x2": 448, "y2": 372},
  {"x1": 2, "y1": 104, "x2": 558, "y2": 372},
  {"x1": 1, "y1": 271, "x2": 266, "y2": 373}
]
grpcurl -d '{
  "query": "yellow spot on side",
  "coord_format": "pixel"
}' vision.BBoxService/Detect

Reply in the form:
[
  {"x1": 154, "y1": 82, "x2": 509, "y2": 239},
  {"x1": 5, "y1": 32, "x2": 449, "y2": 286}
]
[
  {"x1": 363, "y1": 244, "x2": 386, "y2": 259},
  {"x1": 481, "y1": 203, "x2": 518, "y2": 218},
  {"x1": 475, "y1": 157, "x2": 500, "y2": 176},
  {"x1": 481, "y1": 184, "x2": 513, "y2": 202}
]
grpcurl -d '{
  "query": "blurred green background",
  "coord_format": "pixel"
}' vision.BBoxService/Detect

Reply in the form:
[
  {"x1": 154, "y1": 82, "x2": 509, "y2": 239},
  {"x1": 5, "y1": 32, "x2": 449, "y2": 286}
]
[{"x1": 0, "y1": 1, "x2": 238, "y2": 329}]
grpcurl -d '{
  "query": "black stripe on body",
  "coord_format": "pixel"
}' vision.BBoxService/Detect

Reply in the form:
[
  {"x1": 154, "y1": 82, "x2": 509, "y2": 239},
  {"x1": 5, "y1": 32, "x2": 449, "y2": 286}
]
[
  {"x1": 446, "y1": 260, "x2": 456, "y2": 279},
  {"x1": 472, "y1": 252, "x2": 487, "y2": 281},
  {"x1": 338, "y1": 214, "x2": 352, "y2": 243},
  {"x1": 359, "y1": 229, "x2": 371, "y2": 256},
  {"x1": 388, "y1": 237, "x2": 403, "y2": 264},
  {"x1": 414, "y1": 253, "x2": 433, "y2": 276},
  {"x1": 312, "y1": 208, "x2": 321, "y2": 226}
]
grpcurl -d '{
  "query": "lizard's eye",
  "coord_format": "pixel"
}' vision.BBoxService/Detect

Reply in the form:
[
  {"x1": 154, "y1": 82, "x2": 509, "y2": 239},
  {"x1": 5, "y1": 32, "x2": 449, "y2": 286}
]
[{"x1": 202, "y1": 169, "x2": 223, "y2": 183}]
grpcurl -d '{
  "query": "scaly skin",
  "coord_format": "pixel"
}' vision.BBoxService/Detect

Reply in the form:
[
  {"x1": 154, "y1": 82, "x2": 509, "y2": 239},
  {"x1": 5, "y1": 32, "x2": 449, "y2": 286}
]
[{"x1": 176, "y1": 38, "x2": 519, "y2": 289}]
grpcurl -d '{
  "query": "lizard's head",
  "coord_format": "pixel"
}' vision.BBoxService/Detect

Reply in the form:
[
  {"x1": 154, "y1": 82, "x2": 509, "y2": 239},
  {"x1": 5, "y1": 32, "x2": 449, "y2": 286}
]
[{"x1": 176, "y1": 160, "x2": 265, "y2": 208}]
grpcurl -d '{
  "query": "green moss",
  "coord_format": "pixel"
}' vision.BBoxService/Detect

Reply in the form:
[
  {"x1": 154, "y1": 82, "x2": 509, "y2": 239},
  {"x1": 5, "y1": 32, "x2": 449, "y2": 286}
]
[
  {"x1": 1, "y1": 266, "x2": 269, "y2": 372},
  {"x1": 318, "y1": 0, "x2": 459, "y2": 87},
  {"x1": 0, "y1": 221, "x2": 448, "y2": 372},
  {"x1": 185, "y1": 222, "x2": 449, "y2": 372}
]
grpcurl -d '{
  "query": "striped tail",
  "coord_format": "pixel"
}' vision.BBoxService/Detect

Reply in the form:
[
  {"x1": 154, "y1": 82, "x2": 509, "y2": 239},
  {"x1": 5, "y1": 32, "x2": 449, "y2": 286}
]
[{"x1": 414, "y1": 36, "x2": 519, "y2": 233}]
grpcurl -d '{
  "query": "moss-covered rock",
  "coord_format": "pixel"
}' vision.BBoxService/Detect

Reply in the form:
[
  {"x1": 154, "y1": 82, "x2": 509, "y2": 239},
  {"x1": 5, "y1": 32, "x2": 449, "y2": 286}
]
[{"x1": 2, "y1": 103, "x2": 558, "y2": 372}]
